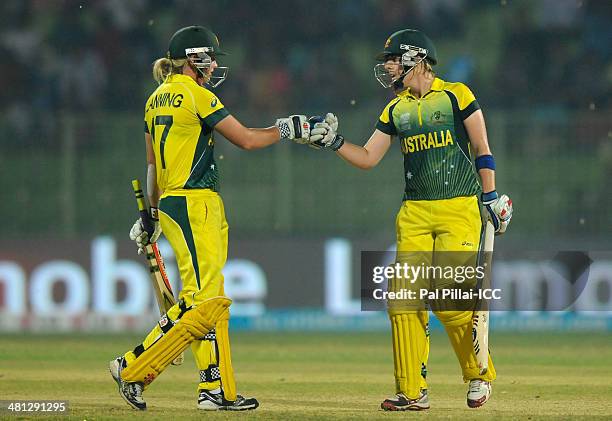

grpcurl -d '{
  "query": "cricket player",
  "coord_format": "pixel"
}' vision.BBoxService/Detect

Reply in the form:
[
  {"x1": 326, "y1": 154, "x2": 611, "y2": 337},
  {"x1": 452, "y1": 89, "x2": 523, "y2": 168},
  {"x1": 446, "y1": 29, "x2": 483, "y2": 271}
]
[
  {"x1": 307, "y1": 29, "x2": 513, "y2": 410},
  {"x1": 109, "y1": 25, "x2": 311, "y2": 411}
]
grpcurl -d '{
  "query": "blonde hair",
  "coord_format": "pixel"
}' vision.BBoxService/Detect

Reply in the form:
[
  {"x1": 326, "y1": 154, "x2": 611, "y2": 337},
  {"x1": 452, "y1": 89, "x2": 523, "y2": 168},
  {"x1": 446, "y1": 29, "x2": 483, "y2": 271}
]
[
  {"x1": 152, "y1": 57, "x2": 189, "y2": 84},
  {"x1": 418, "y1": 60, "x2": 435, "y2": 77}
]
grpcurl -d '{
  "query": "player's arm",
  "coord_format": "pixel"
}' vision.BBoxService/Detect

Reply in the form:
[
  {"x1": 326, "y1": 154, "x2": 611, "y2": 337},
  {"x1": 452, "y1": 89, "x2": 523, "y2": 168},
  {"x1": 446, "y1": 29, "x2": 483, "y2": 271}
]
[
  {"x1": 129, "y1": 133, "x2": 162, "y2": 254},
  {"x1": 215, "y1": 115, "x2": 280, "y2": 150},
  {"x1": 465, "y1": 109, "x2": 513, "y2": 234},
  {"x1": 144, "y1": 133, "x2": 160, "y2": 208},
  {"x1": 215, "y1": 114, "x2": 310, "y2": 150},
  {"x1": 336, "y1": 129, "x2": 392, "y2": 170},
  {"x1": 464, "y1": 110, "x2": 494, "y2": 194}
]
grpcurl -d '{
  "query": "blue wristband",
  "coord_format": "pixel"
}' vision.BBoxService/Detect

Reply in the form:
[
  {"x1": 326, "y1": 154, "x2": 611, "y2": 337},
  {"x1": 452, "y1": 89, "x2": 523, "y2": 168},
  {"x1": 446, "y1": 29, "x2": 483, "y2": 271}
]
[
  {"x1": 475, "y1": 154, "x2": 495, "y2": 171},
  {"x1": 481, "y1": 190, "x2": 498, "y2": 203}
]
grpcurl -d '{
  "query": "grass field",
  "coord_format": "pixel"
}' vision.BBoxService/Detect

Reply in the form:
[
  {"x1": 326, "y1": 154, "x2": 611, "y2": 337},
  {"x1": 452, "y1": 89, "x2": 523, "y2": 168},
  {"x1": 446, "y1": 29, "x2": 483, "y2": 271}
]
[{"x1": 1, "y1": 332, "x2": 611, "y2": 420}]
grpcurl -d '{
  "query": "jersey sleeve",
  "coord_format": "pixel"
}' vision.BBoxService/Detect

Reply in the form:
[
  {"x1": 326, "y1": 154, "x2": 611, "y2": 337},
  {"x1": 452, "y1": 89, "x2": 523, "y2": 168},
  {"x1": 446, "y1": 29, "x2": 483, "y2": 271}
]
[
  {"x1": 375, "y1": 98, "x2": 400, "y2": 135},
  {"x1": 446, "y1": 83, "x2": 480, "y2": 120},
  {"x1": 194, "y1": 88, "x2": 230, "y2": 129}
]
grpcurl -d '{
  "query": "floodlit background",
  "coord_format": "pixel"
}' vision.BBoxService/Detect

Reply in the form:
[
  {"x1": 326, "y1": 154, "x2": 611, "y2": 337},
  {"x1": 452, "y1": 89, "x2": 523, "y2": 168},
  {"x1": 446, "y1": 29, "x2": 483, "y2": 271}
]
[
  {"x1": 1, "y1": 1, "x2": 612, "y2": 418},
  {"x1": 0, "y1": 0, "x2": 611, "y2": 330}
]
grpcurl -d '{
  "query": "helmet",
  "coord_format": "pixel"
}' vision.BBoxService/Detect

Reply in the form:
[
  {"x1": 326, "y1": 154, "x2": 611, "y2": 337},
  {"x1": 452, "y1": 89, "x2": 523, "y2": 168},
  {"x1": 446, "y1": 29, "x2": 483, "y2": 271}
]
[
  {"x1": 374, "y1": 29, "x2": 437, "y2": 88},
  {"x1": 168, "y1": 26, "x2": 228, "y2": 88}
]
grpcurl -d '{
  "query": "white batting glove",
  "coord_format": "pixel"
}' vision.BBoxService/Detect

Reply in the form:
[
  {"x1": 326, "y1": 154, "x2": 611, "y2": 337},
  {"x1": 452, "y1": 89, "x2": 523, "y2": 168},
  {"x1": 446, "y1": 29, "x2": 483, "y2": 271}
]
[
  {"x1": 481, "y1": 191, "x2": 513, "y2": 234},
  {"x1": 129, "y1": 219, "x2": 148, "y2": 255},
  {"x1": 309, "y1": 113, "x2": 344, "y2": 151},
  {"x1": 275, "y1": 115, "x2": 310, "y2": 143},
  {"x1": 129, "y1": 208, "x2": 162, "y2": 254}
]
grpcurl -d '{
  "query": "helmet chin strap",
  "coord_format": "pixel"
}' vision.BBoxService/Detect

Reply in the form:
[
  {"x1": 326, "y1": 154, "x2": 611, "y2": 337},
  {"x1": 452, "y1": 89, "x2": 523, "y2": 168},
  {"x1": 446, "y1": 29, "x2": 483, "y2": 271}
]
[
  {"x1": 187, "y1": 60, "x2": 207, "y2": 86},
  {"x1": 392, "y1": 55, "x2": 427, "y2": 90}
]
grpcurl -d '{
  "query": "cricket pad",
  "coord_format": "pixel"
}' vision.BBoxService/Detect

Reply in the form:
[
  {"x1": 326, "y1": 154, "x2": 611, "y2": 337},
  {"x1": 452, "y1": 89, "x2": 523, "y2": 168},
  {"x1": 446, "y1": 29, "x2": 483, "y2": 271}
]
[
  {"x1": 390, "y1": 311, "x2": 429, "y2": 398},
  {"x1": 216, "y1": 318, "x2": 237, "y2": 401},
  {"x1": 121, "y1": 296, "x2": 231, "y2": 385},
  {"x1": 436, "y1": 310, "x2": 497, "y2": 382}
]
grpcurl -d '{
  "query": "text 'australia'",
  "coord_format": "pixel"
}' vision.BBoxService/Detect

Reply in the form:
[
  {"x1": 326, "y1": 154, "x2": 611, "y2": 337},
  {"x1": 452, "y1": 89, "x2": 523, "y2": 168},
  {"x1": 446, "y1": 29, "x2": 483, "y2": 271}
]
[{"x1": 401, "y1": 129, "x2": 454, "y2": 154}]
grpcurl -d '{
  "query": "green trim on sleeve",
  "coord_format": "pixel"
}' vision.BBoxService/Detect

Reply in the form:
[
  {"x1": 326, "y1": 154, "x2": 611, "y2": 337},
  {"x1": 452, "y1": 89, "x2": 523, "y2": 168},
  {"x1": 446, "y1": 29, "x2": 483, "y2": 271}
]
[
  {"x1": 460, "y1": 100, "x2": 480, "y2": 120},
  {"x1": 201, "y1": 108, "x2": 230, "y2": 129},
  {"x1": 376, "y1": 120, "x2": 396, "y2": 135},
  {"x1": 376, "y1": 101, "x2": 399, "y2": 135}
]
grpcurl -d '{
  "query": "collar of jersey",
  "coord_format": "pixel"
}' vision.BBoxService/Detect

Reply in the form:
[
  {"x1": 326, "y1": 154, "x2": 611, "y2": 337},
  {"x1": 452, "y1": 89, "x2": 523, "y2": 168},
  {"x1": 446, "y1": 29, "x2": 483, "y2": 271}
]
[
  {"x1": 166, "y1": 74, "x2": 197, "y2": 84},
  {"x1": 397, "y1": 77, "x2": 445, "y2": 99}
]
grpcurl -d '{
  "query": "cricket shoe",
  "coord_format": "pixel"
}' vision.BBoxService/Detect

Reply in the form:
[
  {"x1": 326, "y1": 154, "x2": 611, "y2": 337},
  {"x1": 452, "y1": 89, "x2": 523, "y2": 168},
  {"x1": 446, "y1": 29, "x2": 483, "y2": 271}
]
[
  {"x1": 467, "y1": 379, "x2": 492, "y2": 408},
  {"x1": 381, "y1": 389, "x2": 429, "y2": 411},
  {"x1": 109, "y1": 357, "x2": 146, "y2": 410},
  {"x1": 197, "y1": 388, "x2": 259, "y2": 411}
]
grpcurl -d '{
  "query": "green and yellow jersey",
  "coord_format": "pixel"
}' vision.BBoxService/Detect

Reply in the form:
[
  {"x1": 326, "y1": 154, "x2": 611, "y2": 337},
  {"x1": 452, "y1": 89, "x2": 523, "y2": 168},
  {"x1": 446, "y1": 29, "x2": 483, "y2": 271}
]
[
  {"x1": 376, "y1": 77, "x2": 481, "y2": 201},
  {"x1": 144, "y1": 74, "x2": 229, "y2": 193}
]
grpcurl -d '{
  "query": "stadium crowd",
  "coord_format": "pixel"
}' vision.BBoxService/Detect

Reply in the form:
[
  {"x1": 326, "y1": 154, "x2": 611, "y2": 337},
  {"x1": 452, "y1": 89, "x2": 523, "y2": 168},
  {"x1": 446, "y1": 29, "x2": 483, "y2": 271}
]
[{"x1": 1, "y1": 0, "x2": 610, "y2": 142}]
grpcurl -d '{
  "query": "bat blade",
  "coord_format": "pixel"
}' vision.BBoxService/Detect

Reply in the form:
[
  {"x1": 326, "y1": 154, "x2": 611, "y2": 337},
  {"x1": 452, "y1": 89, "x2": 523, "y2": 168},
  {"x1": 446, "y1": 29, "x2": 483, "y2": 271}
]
[
  {"x1": 132, "y1": 179, "x2": 183, "y2": 365},
  {"x1": 145, "y1": 243, "x2": 176, "y2": 312},
  {"x1": 473, "y1": 220, "x2": 494, "y2": 375}
]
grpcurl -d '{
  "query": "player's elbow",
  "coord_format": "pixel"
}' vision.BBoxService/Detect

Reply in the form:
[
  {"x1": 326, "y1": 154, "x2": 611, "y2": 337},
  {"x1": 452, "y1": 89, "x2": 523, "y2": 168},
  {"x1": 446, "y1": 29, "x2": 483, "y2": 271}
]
[
  {"x1": 236, "y1": 130, "x2": 263, "y2": 151},
  {"x1": 344, "y1": 156, "x2": 376, "y2": 170},
  {"x1": 236, "y1": 140, "x2": 256, "y2": 151},
  {"x1": 359, "y1": 157, "x2": 380, "y2": 170},
  {"x1": 358, "y1": 162, "x2": 375, "y2": 170}
]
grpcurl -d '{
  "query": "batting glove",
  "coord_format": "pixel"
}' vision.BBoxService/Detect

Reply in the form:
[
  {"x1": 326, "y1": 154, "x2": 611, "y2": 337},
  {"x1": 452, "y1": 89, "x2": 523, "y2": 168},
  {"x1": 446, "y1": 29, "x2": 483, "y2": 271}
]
[
  {"x1": 481, "y1": 191, "x2": 513, "y2": 234},
  {"x1": 275, "y1": 115, "x2": 310, "y2": 143},
  {"x1": 129, "y1": 207, "x2": 162, "y2": 254},
  {"x1": 309, "y1": 113, "x2": 344, "y2": 151}
]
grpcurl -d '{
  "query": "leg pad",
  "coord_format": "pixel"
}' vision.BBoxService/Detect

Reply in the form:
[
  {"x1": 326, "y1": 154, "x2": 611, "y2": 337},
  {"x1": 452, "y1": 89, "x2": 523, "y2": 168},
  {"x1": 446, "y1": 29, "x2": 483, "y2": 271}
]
[
  {"x1": 216, "y1": 319, "x2": 237, "y2": 401},
  {"x1": 121, "y1": 296, "x2": 231, "y2": 385},
  {"x1": 389, "y1": 311, "x2": 429, "y2": 399},
  {"x1": 435, "y1": 310, "x2": 496, "y2": 382}
]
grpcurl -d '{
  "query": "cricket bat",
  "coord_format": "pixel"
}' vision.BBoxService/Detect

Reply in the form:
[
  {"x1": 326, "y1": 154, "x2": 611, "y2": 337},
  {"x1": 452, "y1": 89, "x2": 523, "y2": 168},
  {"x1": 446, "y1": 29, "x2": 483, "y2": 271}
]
[
  {"x1": 472, "y1": 219, "x2": 495, "y2": 375},
  {"x1": 132, "y1": 179, "x2": 183, "y2": 366}
]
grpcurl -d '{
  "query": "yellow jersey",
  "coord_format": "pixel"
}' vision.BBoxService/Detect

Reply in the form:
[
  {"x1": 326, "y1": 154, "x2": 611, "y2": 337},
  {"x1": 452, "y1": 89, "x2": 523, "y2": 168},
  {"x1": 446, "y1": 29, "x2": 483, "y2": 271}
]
[{"x1": 144, "y1": 74, "x2": 229, "y2": 193}]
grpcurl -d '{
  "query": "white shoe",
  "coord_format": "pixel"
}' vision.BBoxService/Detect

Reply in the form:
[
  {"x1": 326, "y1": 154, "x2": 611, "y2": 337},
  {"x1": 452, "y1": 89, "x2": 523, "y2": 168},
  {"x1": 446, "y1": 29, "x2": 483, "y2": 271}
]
[
  {"x1": 197, "y1": 389, "x2": 259, "y2": 411},
  {"x1": 381, "y1": 389, "x2": 430, "y2": 411},
  {"x1": 109, "y1": 357, "x2": 146, "y2": 410},
  {"x1": 467, "y1": 379, "x2": 491, "y2": 408}
]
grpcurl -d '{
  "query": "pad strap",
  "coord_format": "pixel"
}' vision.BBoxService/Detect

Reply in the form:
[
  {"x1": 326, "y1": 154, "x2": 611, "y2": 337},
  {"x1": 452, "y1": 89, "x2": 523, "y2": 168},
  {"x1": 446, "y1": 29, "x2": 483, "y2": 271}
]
[
  {"x1": 200, "y1": 364, "x2": 222, "y2": 383},
  {"x1": 200, "y1": 330, "x2": 216, "y2": 341}
]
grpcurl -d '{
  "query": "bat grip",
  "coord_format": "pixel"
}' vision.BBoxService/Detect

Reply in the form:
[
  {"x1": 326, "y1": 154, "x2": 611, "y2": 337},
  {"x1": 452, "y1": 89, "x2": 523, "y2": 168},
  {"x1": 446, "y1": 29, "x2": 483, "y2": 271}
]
[
  {"x1": 133, "y1": 179, "x2": 155, "y2": 239},
  {"x1": 140, "y1": 208, "x2": 154, "y2": 239}
]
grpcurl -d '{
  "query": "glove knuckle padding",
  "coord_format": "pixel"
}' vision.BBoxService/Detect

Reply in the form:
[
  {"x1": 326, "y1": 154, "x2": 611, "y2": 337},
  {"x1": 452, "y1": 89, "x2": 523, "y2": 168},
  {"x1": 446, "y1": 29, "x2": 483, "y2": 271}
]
[
  {"x1": 325, "y1": 113, "x2": 338, "y2": 131},
  {"x1": 120, "y1": 296, "x2": 231, "y2": 385},
  {"x1": 130, "y1": 220, "x2": 142, "y2": 240}
]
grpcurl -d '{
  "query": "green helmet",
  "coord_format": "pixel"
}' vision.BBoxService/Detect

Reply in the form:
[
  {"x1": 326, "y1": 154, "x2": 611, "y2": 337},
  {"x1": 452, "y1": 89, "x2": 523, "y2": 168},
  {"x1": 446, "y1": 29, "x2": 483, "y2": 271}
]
[
  {"x1": 374, "y1": 29, "x2": 437, "y2": 88},
  {"x1": 167, "y1": 26, "x2": 228, "y2": 87},
  {"x1": 168, "y1": 25, "x2": 227, "y2": 59},
  {"x1": 375, "y1": 29, "x2": 437, "y2": 64}
]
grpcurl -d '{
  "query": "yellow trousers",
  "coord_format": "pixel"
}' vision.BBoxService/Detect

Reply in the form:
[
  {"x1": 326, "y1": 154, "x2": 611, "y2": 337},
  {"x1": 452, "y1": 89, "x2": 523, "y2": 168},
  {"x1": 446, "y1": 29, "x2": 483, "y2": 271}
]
[
  {"x1": 125, "y1": 189, "x2": 229, "y2": 392},
  {"x1": 389, "y1": 196, "x2": 496, "y2": 398}
]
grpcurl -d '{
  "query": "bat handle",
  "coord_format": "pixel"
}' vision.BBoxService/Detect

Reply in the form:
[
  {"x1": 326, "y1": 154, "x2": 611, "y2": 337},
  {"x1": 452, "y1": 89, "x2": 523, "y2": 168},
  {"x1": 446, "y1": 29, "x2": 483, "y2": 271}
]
[{"x1": 132, "y1": 179, "x2": 154, "y2": 237}]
